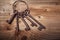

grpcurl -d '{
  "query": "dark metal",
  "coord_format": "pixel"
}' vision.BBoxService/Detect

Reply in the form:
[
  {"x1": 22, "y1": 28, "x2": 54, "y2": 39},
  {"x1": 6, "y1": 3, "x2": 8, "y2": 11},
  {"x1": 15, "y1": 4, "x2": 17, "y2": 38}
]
[
  {"x1": 6, "y1": 10, "x2": 18, "y2": 24},
  {"x1": 28, "y1": 14, "x2": 46, "y2": 31},
  {"x1": 21, "y1": 17, "x2": 30, "y2": 31},
  {"x1": 16, "y1": 13, "x2": 20, "y2": 32},
  {"x1": 6, "y1": 13, "x2": 17, "y2": 24},
  {"x1": 25, "y1": 16, "x2": 37, "y2": 27},
  {"x1": 6, "y1": 0, "x2": 46, "y2": 32}
]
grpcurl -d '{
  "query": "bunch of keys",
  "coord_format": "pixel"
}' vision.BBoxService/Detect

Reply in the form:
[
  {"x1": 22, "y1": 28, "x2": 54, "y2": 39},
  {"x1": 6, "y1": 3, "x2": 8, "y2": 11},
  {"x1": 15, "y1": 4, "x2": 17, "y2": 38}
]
[{"x1": 6, "y1": 0, "x2": 46, "y2": 32}]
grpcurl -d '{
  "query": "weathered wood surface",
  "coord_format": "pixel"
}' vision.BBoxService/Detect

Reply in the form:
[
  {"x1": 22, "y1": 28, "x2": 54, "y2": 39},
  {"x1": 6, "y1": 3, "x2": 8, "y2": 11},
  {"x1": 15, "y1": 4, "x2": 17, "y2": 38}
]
[
  {"x1": 0, "y1": 0, "x2": 60, "y2": 40},
  {"x1": 0, "y1": 11, "x2": 60, "y2": 40}
]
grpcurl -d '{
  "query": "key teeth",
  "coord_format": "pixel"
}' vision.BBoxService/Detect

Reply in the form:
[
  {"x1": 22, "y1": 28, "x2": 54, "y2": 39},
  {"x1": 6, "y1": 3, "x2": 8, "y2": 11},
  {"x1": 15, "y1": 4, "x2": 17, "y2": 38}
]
[
  {"x1": 31, "y1": 24, "x2": 35, "y2": 27},
  {"x1": 31, "y1": 24, "x2": 37, "y2": 27},
  {"x1": 38, "y1": 26, "x2": 46, "y2": 31},
  {"x1": 41, "y1": 25, "x2": 46, "y2": 29},
  {"x1": 25, "y1": 27, "x2": 30, "y2": 31},
  {"x1": 38, "y1": 28, "x2": 42, "y2": 31}
]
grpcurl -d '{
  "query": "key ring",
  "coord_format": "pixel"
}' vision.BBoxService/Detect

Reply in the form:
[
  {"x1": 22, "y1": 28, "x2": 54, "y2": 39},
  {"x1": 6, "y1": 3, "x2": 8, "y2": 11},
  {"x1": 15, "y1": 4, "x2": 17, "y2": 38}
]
[{"x1": 13, "y1": 0, "x2": 30, "y2": 13}]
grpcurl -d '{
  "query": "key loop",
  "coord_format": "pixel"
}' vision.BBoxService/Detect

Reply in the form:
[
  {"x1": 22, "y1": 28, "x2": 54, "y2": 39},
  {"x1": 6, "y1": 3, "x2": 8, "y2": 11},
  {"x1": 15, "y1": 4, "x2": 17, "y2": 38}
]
[{"x1": 13, "y1": 0, "x2": 30, "y2": 13}]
